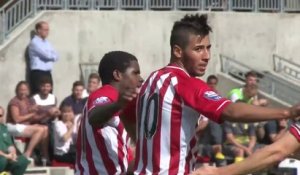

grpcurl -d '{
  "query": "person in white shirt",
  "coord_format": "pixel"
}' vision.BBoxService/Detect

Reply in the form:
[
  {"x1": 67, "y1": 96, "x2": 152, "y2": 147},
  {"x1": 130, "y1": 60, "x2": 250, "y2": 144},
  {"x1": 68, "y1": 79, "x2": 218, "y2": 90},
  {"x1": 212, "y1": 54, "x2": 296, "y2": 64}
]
[
  {"x1": 32, "y1": 77, "x2": 60, "y2": 124},
  {"x1": 53, "y1": 105, "x2": 76, "y2": 164}
]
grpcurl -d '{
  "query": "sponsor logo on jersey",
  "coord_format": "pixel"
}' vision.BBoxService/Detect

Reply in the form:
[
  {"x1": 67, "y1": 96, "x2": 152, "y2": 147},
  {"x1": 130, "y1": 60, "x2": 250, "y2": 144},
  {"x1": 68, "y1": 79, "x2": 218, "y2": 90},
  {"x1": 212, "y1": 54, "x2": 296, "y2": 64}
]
[
  {"x1": 93, "y1": 97, "x2": 110, "y2": 105},
  {"x1": 204, "y1": 91, "x2": 222, "y2": 101}
]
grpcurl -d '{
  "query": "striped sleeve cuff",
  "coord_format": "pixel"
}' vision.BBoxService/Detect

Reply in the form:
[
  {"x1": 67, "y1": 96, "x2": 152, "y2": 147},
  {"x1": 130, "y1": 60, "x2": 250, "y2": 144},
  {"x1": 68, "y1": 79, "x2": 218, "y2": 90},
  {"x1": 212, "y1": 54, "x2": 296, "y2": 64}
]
[{"x1": 289, "y1": 123, "x2": 300, "y2": 142}]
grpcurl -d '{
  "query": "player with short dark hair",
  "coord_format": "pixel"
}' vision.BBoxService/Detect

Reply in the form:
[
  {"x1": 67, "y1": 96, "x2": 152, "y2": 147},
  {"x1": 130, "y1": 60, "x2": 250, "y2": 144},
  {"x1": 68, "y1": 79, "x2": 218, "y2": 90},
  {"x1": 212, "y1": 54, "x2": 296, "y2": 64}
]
[
  {"x1": 133, "y1": 14, "x2": 300, "y2": 174},
  {"x1": 75, "y1": 51, "x2": 143, "y2": 175},
  {"x1": 86, "y1": 14, "x2": 300, "y2": 174}
]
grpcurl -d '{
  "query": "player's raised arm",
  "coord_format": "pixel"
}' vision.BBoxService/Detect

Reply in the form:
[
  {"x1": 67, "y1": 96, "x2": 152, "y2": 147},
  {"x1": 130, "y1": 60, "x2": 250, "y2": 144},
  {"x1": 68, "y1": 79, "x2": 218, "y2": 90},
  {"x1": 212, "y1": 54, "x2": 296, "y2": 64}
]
[
  {"x1": 88, "y1": 87, "x2": 138, "y2": 126},
  {"x1": 221, "y1": 102, "x2": 300, "y2": 122}
]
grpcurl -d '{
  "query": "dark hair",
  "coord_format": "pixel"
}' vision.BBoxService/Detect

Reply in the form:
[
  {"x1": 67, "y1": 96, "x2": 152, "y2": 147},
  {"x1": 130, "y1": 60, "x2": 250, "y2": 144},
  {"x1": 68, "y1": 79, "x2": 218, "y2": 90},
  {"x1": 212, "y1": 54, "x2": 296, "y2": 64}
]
[
  {"x1": 88, "y1": 73, "x2": 101, "y2": 82},
  {"x1": 35, "y1": 21, "x2": 47, "y2": 31},
  {"x1": 170, "y1": 14, "x2": 212, "y2": 49},
  {"x1": 207, "y1": 74, "x2": 218, "y2": 83},
  {"x1": 15, "y1": 81, "x2": 30, "y2": 95},
  {"x1": 39, "y1": 76, "x2": 52, "y2": 86},
  {"x1": 245, "y1": 71, "x2": 257, "y2": 78},
  {"x1": 98, "y1": 51, "x2": 137, "y2": 85},
  {"x1": 72, "y1": 81, "x2": 84, "y2": 89}
]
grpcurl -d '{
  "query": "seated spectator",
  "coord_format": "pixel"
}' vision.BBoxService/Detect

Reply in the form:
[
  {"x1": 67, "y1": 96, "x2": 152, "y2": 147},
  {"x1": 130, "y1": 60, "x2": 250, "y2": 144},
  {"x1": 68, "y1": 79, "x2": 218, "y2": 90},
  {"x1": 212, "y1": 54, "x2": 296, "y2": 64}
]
[
  {"x1": 0, "y1": 106, "x2": 30, "y2": 175},
  {"x1": 53, "y1": 105, "x2": 76, "y2": 164},
  {"x1": 228, "y1": 84, "x2": 258, "y2": 104},
  {"x1": 206, "y1": 74, "x2": 218, "y2": 91},
  {"x1": 6, "y1": 81, "x2": 49, "y2": 160},
  {"x1": 82, "y1": 73, "x2": 101, "y2": 98},
  {"x1": 32, "y1": 77, "x2": 60, "y2": 124},
  {"x1": 258, "y1": 119, "x2": 289, "y2": 145},
  {"x1": 60, "y1": 81, "x2": 86, "y2": 115},
  {"x1": 223, "y1": 120, "x2": 257, "y2": 163},
  {"x1": 244, "y1": 71, "x2": 268, "y2": 106},
  {"x1": 199, "y1": 75, "x2": 226, "y2": 166}
]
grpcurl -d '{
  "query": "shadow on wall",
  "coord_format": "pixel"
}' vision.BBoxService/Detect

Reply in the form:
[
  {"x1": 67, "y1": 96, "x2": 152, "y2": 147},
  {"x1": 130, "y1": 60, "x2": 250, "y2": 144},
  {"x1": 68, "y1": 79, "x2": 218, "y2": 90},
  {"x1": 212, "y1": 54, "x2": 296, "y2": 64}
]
[{"x1": 24, "y1": 30, "x2": 36, "y2": 83}]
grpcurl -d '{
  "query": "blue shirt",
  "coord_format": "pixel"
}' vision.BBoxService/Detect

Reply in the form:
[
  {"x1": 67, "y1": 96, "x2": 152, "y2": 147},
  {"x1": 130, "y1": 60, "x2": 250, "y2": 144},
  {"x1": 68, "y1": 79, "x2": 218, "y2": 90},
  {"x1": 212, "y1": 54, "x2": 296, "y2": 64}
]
[
  {"x1": 60, "y1": 95, "x2": 86, "y2": 115},
  {"x1": 29, "y1": 35, "x2": 59, "y2": 71}
]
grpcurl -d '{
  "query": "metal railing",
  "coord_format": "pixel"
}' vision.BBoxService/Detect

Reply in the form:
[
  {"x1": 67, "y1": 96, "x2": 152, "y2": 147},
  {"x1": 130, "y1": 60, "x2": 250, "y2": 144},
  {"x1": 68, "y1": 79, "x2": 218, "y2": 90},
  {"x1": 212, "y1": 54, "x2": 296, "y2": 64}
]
[
  {"x1": 149, "y1": 0, "x2": 173, "y2": 10},
  {"x1": 79, "y1": 62, "x2": 98, "y2": 87},
  {"x1": 120, "y1": 0, "x2": 146, "y2": 9},
  {"x1": 177, "y1": 0, "x2": 202, "y2": 10},
  {"x1": 258, "y1": 0, "x2": 281, "y2": 11},
  {"x1": 231, "y1": 0, "x2": 254, "y2": 11},
  {"x1": 220, "y1": 55, "x2": 300, "y2": 105},
  {"x1": 0, "y1": 0, "x2": 36, "y2": 44},
  {"x1": 273, "y1": 54, "x2": 300, "y2": 82},
  {"x1": 2, "y1": 0, "x2": 300, "y2": 45}
]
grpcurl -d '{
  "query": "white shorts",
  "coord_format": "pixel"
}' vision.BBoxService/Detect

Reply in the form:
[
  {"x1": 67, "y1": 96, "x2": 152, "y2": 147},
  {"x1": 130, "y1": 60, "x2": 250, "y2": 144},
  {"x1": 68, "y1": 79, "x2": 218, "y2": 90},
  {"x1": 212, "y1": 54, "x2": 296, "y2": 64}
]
[{"x1": 6, "y1": 123, "x2": 27, "y2": 137}]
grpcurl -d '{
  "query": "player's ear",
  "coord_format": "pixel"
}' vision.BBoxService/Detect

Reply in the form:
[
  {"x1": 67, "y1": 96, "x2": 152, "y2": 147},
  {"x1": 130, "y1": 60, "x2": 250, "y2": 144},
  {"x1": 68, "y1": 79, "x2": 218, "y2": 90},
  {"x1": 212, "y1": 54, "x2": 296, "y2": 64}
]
[
  {"x1": 173, "y1": 45, "x2": 183, "y2": 59},
  {"x1": 113, "y1": 70, "x2": 123, "y2": 82}
]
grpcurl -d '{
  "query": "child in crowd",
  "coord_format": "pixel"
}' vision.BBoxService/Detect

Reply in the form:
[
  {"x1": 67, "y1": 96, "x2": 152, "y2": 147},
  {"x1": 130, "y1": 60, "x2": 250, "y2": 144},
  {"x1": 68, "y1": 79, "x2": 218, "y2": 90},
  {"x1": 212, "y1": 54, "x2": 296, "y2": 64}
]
[{"x1": 53, "y1": 105, "x2": 76, "y2": 164}]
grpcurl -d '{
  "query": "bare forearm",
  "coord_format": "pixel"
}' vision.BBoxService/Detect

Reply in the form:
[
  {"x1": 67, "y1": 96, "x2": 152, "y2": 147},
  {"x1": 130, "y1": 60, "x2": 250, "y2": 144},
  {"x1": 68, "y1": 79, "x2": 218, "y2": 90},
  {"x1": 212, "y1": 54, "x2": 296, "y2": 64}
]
[
  {"x1": 14, "y1": 113, "x2": 34, "y2": 123},
  {"x1": 218, "y1": 132, "x2": 300, "y2": 175},
  {"x1": 274, "y1": 129, "x2": 287, "y2": 141},
  {"x1": 218, "y1": 146, "x2": 282, "y2": 175},
  {"x1": 89, "y1": 102, "x2": 122, "y2": 126},
  {"x1": 222, "y1": 103, "x2": 290, "y2": 122}
]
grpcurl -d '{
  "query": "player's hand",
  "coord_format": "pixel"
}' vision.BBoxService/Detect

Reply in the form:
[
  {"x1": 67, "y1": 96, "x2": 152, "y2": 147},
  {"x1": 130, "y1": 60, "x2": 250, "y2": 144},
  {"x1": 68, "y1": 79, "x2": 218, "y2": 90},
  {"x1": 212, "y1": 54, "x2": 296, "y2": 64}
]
[
  {"x1": 289, "y1": 104, "x2": 300, "y2": 118},
  {"x1": 117, "y1": 87, "x2": 139, "y2": 106},
  {"x1": 191, "y1": 165, "x2": 220, "y2": 175}
]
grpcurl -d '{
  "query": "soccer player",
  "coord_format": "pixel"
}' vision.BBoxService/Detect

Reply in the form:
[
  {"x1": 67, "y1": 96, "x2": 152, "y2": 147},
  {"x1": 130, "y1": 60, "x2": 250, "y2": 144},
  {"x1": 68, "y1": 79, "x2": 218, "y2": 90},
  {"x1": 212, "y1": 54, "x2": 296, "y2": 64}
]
[
  {"x1": 88, "y1": 14, "x2": 300, "y2": 175},
  {"x1": 192, "y1": 121, "x2": 300, "y2": 175},
  {"x1": 132, "y1": 14, "x2": 300, "y2": 174},
  {"x1": 75, "y1": 51, "x2": 143, "y2": 175}
]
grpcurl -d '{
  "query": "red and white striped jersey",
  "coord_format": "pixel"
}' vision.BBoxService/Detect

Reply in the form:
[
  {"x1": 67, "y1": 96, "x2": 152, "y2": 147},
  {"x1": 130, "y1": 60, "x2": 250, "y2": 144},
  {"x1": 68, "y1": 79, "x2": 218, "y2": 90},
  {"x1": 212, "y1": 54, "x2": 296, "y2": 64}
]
[
  {"x1": 76, "y1": 85, "x2": 129, "y2": 175},
  {"x1": 290, "y1": 122, "x2": 300, "y2": 142},
  {"x1": 134, "y1": 65, "x2": 231, "y2": 175}
]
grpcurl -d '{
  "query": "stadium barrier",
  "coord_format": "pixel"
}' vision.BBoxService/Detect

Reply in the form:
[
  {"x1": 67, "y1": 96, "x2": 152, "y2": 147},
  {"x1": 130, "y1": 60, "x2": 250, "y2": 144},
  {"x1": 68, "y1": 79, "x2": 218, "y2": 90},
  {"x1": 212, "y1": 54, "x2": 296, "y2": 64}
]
[
  {"x1": 273, "y1": 54, "x2": 300, "y2": 83},
  {"x1": 220, "y1": 54, "x2": 300, "y2": 105},
  {"x1": 1, "y1": 0, "x2": 300, "y2": 44}
]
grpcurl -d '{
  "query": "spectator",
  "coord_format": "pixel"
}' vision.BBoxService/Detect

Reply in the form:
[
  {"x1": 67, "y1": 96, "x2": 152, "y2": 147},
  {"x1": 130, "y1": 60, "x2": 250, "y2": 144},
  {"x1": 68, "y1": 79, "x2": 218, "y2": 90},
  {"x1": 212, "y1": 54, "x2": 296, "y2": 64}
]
[
  {"x1": 228, "y1": 84, "x2": 258, "y2": 104},
  {"x1": 53, "y1": 105, "x2": 76, "y2": 164},
  {"x1": 60, "y1": 81, "x2": 85, "y2": 115},
  {"x1": 28, "y1": 21, "x2": 58, "y2": 95},
  {"x1": 244, "y1": 71, "x2": 268, "y2": 106},
  {"x1": 258, "y1": 119, "x2": 289, "y2": 145},
  {"x1": 200, "y1": 75, "x2": 225, "y2": 166},
  {"x1": 245, "y1": 71, "x2": 257, "y2": 86},
  {"x1": 6, "y1": 81, "x2": 49, "y2": 160},
  {"x1": 32, "y1": 77, "x2": 60, "y2": 124},
  {"x1": 0, "y1": 106, "x2": 30, "y2": 175},
  {"x1": 207, "y1": 74, "x2": 218, "y2": 91},
  {"x1": 223, "y1": 121, "x2": 257, "y2": 163},
  {"x1": 82, "y1": 73, "x2": 101, "y2": 98}
]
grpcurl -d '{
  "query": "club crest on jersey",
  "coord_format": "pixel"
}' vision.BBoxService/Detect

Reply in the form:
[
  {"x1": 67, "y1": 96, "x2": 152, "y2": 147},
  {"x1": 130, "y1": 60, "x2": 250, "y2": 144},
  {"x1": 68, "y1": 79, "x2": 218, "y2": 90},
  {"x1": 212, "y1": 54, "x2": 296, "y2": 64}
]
[
  {"x1": 204, "y1": 91, "x2": 222, "y2": 101},
  {"x1": 93, "y1": 97, "x2": 110, "y2": 105}
]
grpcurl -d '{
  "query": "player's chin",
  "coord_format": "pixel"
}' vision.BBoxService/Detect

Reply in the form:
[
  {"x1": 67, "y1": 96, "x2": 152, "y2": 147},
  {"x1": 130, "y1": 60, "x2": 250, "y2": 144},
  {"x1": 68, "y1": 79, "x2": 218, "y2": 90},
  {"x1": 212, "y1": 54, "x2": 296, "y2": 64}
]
[{"x1": 195, "y1": 70, "x2": 206, "y2": 77}]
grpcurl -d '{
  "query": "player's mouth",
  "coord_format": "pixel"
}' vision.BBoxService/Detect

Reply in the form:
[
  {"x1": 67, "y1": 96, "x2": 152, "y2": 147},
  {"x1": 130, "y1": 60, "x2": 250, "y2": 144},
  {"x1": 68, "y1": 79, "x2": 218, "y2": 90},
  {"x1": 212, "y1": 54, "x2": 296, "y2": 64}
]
[{"x1": 199, "y1": 65, "x2": 207, "y2": 71}]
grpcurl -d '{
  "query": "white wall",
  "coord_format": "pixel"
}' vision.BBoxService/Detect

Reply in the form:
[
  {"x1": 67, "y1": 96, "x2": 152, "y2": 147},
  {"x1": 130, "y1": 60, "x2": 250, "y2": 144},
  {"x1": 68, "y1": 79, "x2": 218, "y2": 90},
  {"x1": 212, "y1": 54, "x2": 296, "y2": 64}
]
[{"x1": 0, "y1": 11, "x2": 300, "y2": 107}]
